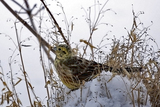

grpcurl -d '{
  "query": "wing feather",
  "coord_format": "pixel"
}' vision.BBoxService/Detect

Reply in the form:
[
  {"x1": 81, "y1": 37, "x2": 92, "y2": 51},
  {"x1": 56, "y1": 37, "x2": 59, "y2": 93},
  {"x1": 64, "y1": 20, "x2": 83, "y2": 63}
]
[{"x1": 62, "y1": 56, "x2": 105, "y2": 81}]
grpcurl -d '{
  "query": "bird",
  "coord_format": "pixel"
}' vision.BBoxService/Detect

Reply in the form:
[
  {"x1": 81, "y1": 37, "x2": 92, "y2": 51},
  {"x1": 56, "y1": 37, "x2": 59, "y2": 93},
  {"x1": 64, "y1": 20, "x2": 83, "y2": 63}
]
[{"x1": 53, "y1": 44, "x2": 142, "y2": 90}]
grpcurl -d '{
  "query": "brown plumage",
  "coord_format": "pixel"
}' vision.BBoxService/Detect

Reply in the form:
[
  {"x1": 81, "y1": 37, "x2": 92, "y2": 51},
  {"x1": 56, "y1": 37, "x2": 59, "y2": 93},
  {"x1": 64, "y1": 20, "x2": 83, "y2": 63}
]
[{"x1": 53, "y1": 44, "x2": 142, "y2": 90}]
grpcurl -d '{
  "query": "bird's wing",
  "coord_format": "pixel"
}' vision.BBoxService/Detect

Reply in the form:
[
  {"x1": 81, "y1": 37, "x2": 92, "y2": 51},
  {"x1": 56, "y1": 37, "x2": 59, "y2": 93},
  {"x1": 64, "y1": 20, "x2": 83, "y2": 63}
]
[
  {"x1": 62, "y1": 56, "x2": 104, "y2": 81},
  {"x1": 62, "y1": 56, "x2": 142, "y2": 81}
]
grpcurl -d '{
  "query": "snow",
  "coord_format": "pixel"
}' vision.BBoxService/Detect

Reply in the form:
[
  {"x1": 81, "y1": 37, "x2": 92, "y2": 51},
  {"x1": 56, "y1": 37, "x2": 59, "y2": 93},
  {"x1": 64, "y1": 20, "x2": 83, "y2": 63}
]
[{"x1": 50, "y1": 71, "x2": 151, "y2": 107}]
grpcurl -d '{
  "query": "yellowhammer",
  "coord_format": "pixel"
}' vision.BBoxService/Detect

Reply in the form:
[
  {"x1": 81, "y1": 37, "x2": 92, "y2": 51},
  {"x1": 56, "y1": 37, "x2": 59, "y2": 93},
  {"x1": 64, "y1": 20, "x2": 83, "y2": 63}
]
[{"x1": 53, "y1": 44, "x2": 141, "y2": 90}]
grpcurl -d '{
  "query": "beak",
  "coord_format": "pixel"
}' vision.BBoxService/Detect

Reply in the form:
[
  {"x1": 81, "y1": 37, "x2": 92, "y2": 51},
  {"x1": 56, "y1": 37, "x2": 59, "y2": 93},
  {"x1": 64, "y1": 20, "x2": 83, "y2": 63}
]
[
  {"x1": 52, "y1": 46, "x2": 57, "y2": 54},
  {"x1": 53, "y1": 47, "x2": 57, "y2": 51}
]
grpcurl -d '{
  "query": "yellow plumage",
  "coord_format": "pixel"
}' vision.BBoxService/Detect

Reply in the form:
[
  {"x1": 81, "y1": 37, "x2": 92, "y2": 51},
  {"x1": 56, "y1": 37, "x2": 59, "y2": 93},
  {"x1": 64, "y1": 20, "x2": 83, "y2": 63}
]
[{"x1": 53, "y1": 44, "x2": 142, "y2": 90}]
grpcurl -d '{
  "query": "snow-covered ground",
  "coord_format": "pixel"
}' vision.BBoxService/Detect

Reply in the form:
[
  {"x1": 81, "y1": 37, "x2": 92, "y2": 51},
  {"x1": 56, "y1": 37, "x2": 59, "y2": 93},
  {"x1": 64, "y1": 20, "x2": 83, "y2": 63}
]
[{"x1": 50, "y1": 71, "x2": 150, "y2": 107}]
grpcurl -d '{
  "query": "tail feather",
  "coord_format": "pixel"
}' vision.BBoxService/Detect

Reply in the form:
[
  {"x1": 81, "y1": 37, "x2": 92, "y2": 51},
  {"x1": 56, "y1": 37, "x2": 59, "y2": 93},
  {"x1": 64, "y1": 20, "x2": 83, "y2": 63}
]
[{"x1": 102, "y1": 64, "x2": 142, "y2": 73}]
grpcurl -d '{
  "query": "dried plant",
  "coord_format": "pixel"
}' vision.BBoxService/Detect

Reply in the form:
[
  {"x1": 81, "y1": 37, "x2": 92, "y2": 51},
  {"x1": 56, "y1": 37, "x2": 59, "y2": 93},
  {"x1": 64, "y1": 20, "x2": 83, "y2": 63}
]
[{"x1": 0, "y1": 0, "x2": 159, "y2": 107}]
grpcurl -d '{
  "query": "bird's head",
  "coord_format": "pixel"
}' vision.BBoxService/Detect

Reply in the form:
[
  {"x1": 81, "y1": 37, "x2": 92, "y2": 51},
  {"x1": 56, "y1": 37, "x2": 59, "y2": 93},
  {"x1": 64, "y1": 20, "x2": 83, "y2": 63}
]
[{"x1": 53, "y1": 44, "x2": 72, "y2": 60}]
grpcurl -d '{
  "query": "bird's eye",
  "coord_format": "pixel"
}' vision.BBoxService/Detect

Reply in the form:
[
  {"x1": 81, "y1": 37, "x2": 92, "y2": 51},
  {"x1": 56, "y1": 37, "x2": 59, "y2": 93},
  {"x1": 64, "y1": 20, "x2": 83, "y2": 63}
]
[
  {"x1": 63, "y1": 51, "x2": 66, "y2": 54},
  {"x1": 58, "y1": 48, "x2": 61, "y2": 51}
]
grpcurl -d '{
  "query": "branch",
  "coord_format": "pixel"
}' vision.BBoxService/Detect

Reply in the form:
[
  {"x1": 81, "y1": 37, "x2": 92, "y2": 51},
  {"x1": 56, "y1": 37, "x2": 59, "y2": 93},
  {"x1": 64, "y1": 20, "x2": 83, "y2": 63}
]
[
  {"x1": 0, "y1": 0, "x2": 55, "y2": 53},
  {"x1": 40, "y1": 0, "x2": 70, "y2": 47},
  {"x1": 14, "y1": 22, "x2": 33, "y2": 107}
]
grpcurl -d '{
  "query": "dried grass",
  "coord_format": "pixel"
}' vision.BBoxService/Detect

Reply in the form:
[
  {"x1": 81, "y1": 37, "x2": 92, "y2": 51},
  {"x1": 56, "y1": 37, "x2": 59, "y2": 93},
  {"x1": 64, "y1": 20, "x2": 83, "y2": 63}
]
[{"x1": 0, "y1": 0, "x2": 159, "y2": 107}]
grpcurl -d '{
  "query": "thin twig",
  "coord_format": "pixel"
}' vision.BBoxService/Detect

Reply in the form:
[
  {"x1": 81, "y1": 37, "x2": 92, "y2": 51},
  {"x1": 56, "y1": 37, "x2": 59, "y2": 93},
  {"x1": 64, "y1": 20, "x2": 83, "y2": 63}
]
[
  {"x1": 40, "y1": 0, "x2": 70, "y2": 46},
  {"x1": 14, "y1": 22, "x2": 33, "y2": 107},
  {"x1": 82, "y1": 0, "x2": 109, "y2": 58},
  {"x1": 0, "y1": 0, "x2": 55, "y2": 53}
]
